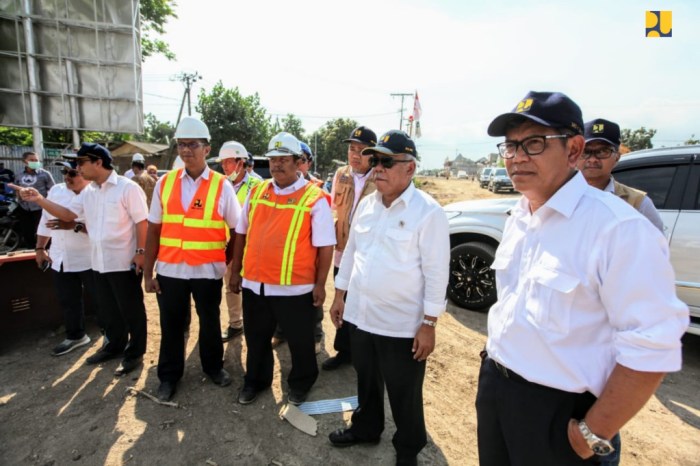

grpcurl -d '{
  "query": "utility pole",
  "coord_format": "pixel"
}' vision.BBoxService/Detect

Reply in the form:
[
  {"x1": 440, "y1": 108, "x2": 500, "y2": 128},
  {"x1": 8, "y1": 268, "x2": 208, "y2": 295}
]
[
  {"x1": 390, "y1": 92, "x2": 413, "y2": 131},
  {"x1": 174, "y1": 71, "x2": 201, "y2": 126}
]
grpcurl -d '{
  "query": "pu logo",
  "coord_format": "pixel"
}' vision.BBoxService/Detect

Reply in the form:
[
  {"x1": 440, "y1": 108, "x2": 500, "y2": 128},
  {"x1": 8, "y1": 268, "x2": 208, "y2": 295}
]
[
  {"x1": 646, "y1": 11, "x2": 672, "y2": 37},
  {"x1": 593, "y1": 124, "x2": 604, "y2": 133},
  {"x1": 354, "y1": 130, "x2": 362, "y2": 137},
  {"x1": 382, "y1": 135, "x2": 390, "y2": 143},
  {"x1": 193, "y1": 199, "x2": 202, "y2": 208},
  {"x1": 286, "y1": 198, "x2": 296, "y2": 205},
  {"x1": 274, "y1": 141, "x2": 283, "y2": 148},
  {"x1": 516, "y1": 99, "x2": 533, "y2": 113}
]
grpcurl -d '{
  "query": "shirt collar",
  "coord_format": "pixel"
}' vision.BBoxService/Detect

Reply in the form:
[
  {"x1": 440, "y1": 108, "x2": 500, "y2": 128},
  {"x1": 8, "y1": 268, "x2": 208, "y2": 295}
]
[
  {"x1": 604, "y1": 176, "x2": 615, "y2": 193},
  {"x1": 352, "y1": 168, "x2": 373, "y2": 180},
  {"x1": 373, "y1": 181, "x2": 416, "y2": 208},
  {"x1": 179, "y1": 165, "x2": 211, "y2": 182},
  {"x1": 513, "y1": 171, "x2": 587, "y2": 220},
  {"x1": 272, "y1": 174, "x2": 306, "y2": 194}
]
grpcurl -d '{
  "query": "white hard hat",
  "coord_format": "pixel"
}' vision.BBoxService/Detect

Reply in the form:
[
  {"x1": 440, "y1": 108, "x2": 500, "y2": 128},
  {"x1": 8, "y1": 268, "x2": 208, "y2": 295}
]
[
  {"x1": 174, "y1": 116, "x2": 211, "y2": 141},
  {"x1": 217, "y1": 141, "x2": 248, "y2": 161},
  {"x1": 132, "y1": 153, "x2": 145, "y2": 163},
  {"x1": 266, "y1": 132, "x2": 301, "y2": 157}
]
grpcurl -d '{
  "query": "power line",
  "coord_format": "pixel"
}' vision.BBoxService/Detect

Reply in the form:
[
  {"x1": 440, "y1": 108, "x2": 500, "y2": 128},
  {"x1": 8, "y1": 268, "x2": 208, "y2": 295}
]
[
  {"x1": 173, "y1": 72, "x2": 201, "y2": 125},
  {"x1": 390, "y1": 93, "x2": 413, "y2": 131}
]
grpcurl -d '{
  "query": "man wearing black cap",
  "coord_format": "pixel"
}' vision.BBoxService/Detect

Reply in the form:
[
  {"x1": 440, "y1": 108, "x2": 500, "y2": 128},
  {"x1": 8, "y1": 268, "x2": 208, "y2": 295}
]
[
  {"x1": 476, "y1": 91, "x2": 688, "y2": 465},
  {"x1": 14, "y1": 143, "x2": 149, "y2": 377},
  {"x1": 35, "y1": 159, "x2": 96, "y2": 356},
  {"x1": 327, "y1": 130, "x2": 449, "y2": 466},
  {"x1": 577, "y1": 118, "x2": 663, "y2": 233},
  {"x1": 322, "y1": 125, "x2": 378, "y2": 371}
]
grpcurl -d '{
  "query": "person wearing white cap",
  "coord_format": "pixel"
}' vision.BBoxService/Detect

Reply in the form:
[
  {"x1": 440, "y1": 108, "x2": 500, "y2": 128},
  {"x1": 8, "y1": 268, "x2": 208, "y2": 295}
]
[
  {"x1": 216, "y1": 141, "x2": 261, "y2": 342},
  {"x1": 229, "y1": 132, "x2": 335, "y2": 406},
  {"x1": 124, "y1": 153, "x2": 146, "y2": 179}
]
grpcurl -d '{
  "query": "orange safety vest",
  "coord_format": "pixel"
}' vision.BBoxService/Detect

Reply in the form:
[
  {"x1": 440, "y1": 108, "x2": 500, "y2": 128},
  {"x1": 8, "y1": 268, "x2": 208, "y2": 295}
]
[
  {"x1": 158, "y1": 169, "x2": 228, "y2": 265},
  {"x1": 243, "y1": 180, "x2": 325, "y2": 285}
]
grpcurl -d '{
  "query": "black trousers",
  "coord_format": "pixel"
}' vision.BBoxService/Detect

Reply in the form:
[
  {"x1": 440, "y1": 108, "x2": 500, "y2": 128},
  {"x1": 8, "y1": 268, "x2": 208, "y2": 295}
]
[
  {"x1": 16, "y1": 206, "x2": 41, "y2": 247},
  {"x1": 331, "y1": 266, "x2": 352, "y2": 359},
  {"x1": 93, "y1": 270, "x2": 147, "y2": 361},
  {"x1": 51, "y1": 267, "x2": 96, "y2": 340},
  {"x1": 242, "y1": 287, "x2": 318, "y2": 393},
  {"x1": 348, "y1": 323, "x2": 427, "y2": 460},
  {"x1": 476, "y1": 354, "x2": 600, "y2": 466},
  {"x1": 156, "y1": 275, "x2": 224, "y2": 383}
]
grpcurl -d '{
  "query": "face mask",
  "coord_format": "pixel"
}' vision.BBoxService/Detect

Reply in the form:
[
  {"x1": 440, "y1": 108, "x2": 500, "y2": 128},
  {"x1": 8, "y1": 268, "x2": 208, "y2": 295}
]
[{"x1": 27, "y1": 161, "x2": 42, "y2": 170}]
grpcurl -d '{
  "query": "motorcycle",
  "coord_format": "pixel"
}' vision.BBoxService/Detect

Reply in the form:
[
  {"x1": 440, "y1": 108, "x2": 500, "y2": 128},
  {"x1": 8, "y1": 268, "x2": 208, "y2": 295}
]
[{"x1": 0, "y1": 195, "x2": 21, "y2": 254}]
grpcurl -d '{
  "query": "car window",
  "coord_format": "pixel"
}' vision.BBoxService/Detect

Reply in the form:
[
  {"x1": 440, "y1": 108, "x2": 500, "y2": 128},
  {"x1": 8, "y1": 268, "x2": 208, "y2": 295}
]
[
  {"x1": 494, "y1": 168, "x2": 507, "y2": 176},
  {"x1": 613, "y1": 165, "x2": 677, "y2": 209}
]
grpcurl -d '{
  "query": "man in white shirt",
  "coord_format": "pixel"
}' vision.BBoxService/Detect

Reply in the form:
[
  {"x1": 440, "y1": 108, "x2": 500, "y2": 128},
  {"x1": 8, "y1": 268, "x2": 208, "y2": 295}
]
[
  {"x1": 35, "y1": 160, "x2": 95, "y2": 356},
  {"x1": 322, "y1": 125, "x2": 378, "y2": 371},
  {"x1": 15, "y1": 143, "x2": 149, "y2": 378},
  {"x1": 229, "y1": 132, "x2": 335, "y2": 406},
  {"x1": 327, "y1": 130, "x2": 450, "y2": 466},
  {"x1": 477, "y1": 91, "x2": 689, "y2": 465},
  {"x1": 144, "y1": 117, "x2": 241, "y2": 402},
  {"x1": 577, "y1": 118, "x2": 664, "y2": 233}
]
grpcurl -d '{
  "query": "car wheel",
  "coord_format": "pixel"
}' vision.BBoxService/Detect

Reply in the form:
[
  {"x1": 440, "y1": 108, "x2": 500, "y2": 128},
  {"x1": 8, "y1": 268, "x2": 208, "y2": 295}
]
[
  {"x1": 0, "y1": 227, "x2": 20, "y2": 254},
  {"x1": 447, "y1": 242, "x2": 497, "y2": 312}
]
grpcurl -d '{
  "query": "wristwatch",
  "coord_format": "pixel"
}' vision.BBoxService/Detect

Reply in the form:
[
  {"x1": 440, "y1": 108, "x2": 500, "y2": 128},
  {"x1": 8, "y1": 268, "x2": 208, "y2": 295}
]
[
  {"x1": 73, "y1": 222, "x2": 85, "y2": 233},
  {"x1": 577, "y1": 420, "x2": 614, "y2": 456},
  {"x1": 135, "y1": 248, "x2": 145, "y2": 255},
  {"x1": 422, "y1": 319, "x2": 437, "y2": 328}
]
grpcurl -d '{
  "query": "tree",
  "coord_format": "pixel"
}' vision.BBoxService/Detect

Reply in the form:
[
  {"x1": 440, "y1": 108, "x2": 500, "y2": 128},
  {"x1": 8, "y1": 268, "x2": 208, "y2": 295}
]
[
  {"x1": 620, "y1": 127, "x2": 656, "y2": 152},
  {"x1": 0, "y1": 127, "x2": 32, "y2": 146},
  {"x1": 140, "y1": 0, "x2": 178, "y2": 61},
  {"x1": 308, "y1": 118, "x2": 358, "y2": 176},
  {"x1": 684, "y1": 134, "x2": 700, "y2": 145},
  {"x1": 197, "y1": 81, "x2": 271, "y2": 154},
  {"x1": 280, "y1": 114, "x2": 305, "y2": 141},
  {"x1": 141, "y1": 113, "x2": 174, "y2": 144}
]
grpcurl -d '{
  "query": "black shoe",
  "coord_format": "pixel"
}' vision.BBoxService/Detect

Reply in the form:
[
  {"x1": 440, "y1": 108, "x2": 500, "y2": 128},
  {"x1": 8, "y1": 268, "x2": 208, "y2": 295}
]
[
  {"x1": 114, "y1": 356, "x2": 143, "y2": 376},
  {"x1": 396, "y1": 456, "x2": 418, "y2": 466},
  {"x1": 322, "y1": 354, "x2": 350, "y2": 371},
  {"x1": 85, "y1": 349, "x2": 120, "y2": 365},
  {"x1": 288, "y1": 389, "x2": 308, "y2": 406},
  {"x1": 221, "y1": 326, "x2": 244, "y2": 342},
  {"x1": 157, "y1": 381, "x2": 177, "y2": 402},
  {"x1": 329, "y1": 428, "x2": 380, "y2": 448},
  {"x1": 238, "y1": 386, "x2": 259, "y2": 405},
  {"x1": 208, "y1": 369, "x2": 232, "y2": 387}
]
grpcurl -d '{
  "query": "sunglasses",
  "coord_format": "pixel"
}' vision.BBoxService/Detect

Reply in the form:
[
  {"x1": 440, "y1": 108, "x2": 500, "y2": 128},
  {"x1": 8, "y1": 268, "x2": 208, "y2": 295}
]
[
  {"x1": 61, "y1": 169, "x2": 79, "y2": 177},
  {"x1": 368, "y1": 155, "x2": 413, "y2": 169}
]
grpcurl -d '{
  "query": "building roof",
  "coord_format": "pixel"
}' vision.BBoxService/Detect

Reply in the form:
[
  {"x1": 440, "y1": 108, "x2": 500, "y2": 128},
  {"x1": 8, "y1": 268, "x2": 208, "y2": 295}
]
[{"x1": 110, "y1": 141, "x2": 169, "y2": 157}]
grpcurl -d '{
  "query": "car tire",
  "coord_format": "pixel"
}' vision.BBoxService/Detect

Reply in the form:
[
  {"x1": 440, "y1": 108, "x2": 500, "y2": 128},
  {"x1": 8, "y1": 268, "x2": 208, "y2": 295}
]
[
  {"x1": 0, "y1": 227, "x2": 21, "y2": 254},
  {"x1": 447, "y1": 242, "x2": 497, "y2": 312}
]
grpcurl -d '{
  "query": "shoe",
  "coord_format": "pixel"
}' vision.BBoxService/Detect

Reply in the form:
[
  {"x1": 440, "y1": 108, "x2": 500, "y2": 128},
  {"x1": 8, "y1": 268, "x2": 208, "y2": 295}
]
[
  {"x1": 396, "y1": 456, "x2": 418, "y2": 466},
  {"x1": 221, "y1": 326, "x2": 244, "y2": 342},
  {"x1": 208, "y1": 369, "x2": 232, "y2": 387},
  {"x1": 52, "y1": 335, "x2": 91, "y2": 356},
  {"x1": 288, "y1": 389, "x2": 308, "y2": 406},
  {"x1": 315, "y1": 341, "x2": 322, "y2": 355},
  {"x1": 271, "y1": 336, "x2": 286, "y2": 348},
  {"x1": 329, "y1": 428, "x2": 380, "y2": 448},
  {"x1": 238, "y1": 386, "x2": 259, "y2": 405},
  {"x1": 157, "y1": 381, "x2": 177, "y2": 402},
  {"x1": 322, "y1": 354, "x2": 351, "y2": 371},
  {"x1": 85, "y1": 349, "x2": 120, "y2": 365},
  {"x1": 114, "y1": 356, "x2": 143, "y2": 376}
]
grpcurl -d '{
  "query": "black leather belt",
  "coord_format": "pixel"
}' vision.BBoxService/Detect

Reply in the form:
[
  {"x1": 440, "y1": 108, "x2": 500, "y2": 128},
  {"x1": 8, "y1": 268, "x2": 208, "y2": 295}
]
[{"x1": 487, "y1": 355, "x2": 531, "y2": 385}]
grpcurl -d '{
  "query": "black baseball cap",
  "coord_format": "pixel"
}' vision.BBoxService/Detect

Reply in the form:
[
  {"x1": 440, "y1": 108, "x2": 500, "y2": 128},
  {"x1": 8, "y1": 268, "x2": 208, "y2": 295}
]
[
  {"x1": 343, "y1": 126, "x2": 377, "y2": 146},
  {"x1": 361, "y1": 130, "x2": 418, "y2": 159},
  {"x1": 584, "y1": 118, "x2": 620, "y2": 148},
  {"x1": 76, "y1": 143, "x2": 113, "y2": 164},
  {"x1": 487, "y1": 91, "x2": 584, "y2": 137}
]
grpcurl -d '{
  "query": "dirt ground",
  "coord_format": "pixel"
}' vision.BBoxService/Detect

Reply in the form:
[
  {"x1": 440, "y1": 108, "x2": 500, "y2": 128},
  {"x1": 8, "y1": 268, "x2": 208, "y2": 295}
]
[{"x1": 1, "y1": 177, "x2": 699, "y2": 465}]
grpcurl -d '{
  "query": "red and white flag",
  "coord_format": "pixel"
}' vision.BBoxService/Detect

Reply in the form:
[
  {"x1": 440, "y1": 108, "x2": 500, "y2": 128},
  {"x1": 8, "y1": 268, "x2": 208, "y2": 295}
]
[{"x1": 412, "y1": 91, "x2": 422, "y2": 138}]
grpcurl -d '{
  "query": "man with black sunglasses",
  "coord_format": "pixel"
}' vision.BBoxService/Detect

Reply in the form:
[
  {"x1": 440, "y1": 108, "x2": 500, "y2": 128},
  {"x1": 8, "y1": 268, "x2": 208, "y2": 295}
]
[
  {"x1": 35, "y1": 159, "x2": 96, "y2": 357},
  {"x1": 576, "y1": 118, "x2": 663, "y2": 233},
  {"x1": 476, "y1": 91, "x2": 688, "y2": 465},
  {"x1": 328, "y1": 130, "x2": 449, "y2": 466}
]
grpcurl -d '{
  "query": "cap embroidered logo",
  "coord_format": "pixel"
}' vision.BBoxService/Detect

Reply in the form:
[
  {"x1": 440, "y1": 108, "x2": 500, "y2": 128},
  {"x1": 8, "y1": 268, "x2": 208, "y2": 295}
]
[
  {"x1": 516, "y1": 99, "x2": 533, "y2": 113},
  {"x1": 593, "y1": 124, "x2": 605, "y2": 133}
]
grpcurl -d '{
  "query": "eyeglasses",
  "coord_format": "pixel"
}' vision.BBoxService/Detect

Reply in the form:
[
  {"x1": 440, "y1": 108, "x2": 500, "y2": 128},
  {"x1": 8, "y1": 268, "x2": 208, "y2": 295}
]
[
  {"x1": 177, "y1": 141, "x2": 206, "y2": 151},
  {"x1": 368, "y1": 155, "x2": 413, "y2": 169},
  {"x1": 497, "y1": 134, "x2": 572, "y2": 159},
  {"x1": 300, "y1": 157, "x2": 310, "y2": 163},
  {"x1": 61, "y1": 169, "x2": 79, "y2": 177},
  {"x1": 582, "y1": 147, "x2": 617, "y2": 160}
]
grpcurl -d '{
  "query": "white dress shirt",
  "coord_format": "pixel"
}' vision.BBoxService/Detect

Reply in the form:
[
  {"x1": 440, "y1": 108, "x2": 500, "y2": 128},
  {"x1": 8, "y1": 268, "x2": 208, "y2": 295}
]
[
  {"x1": 124, "y1": 169, "x2": 135, "y2": 179},
  {"x1": 330, "y1": 167, "x2": 374, "y2": 267},
  {"x1": 68, "y1": 171, "x2": 148, "y2": 273},
  {"x1": 604, "y1": 177, "x2": 664, "y2": 233},
  {"x1": 486, "y1": 172, "x2": 689, "y2": 397},
  {"x1": 236, "y1": 175, "x2": 336, "y2": 296},
  {"x1": 148, "y1": 166, "x2": 241, "y2": 280},
  {"x1": 37, "y1": 184, "x2": 91, "y2": 273},
  {"x1": 335, "y1": 183, "x2": 450, "y2": 338}
]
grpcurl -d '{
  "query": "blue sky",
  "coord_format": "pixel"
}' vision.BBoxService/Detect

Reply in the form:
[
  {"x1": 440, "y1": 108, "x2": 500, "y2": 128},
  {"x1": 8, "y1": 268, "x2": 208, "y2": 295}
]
[{"x1": 142, "y1": 0, "x2": 700, "y2": 169}]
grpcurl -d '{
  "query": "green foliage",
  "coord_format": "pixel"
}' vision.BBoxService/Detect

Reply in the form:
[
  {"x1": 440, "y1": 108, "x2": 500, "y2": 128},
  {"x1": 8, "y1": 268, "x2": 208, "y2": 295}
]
[
  {"x1": 280, "y1": 114, "x2": 305, "y2": 141},
  {"x1": 196, "y1": 81, "x2": 272, "y2": 155},
  {"x1": 0, "y1": 127, "x2": 32, "y2": 145},
  {"x1": 140, "y1": 0, "x2": 178, "y2": 61},
  {"x1": 620, "y1": 127, "x2": 656, "y2": 152},
  {"x1": 142, "y1": 113, "x2": 174, "y2": 144},
  {"x1": 0, "y1": 127, "x2": 130, "y2": 148},
  {"x1": 684, "y1": 134, "x2": 700, "y2": 145},
  {"x1": 308, "y1": 118, "x2": 358, "y2": 176}
]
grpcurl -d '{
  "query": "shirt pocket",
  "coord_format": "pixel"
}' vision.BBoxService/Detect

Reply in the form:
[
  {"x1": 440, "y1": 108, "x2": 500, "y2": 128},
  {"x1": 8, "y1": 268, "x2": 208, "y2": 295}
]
[
  {"x1": 333, "y1": 181, "x2": 348, "y2": 207},
  {"x1": 525, "y1": 265, "x2": 580, "y2": 334},
  {"x1": 384, "y1": 227, "x2": 413, "y2": 262}
]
